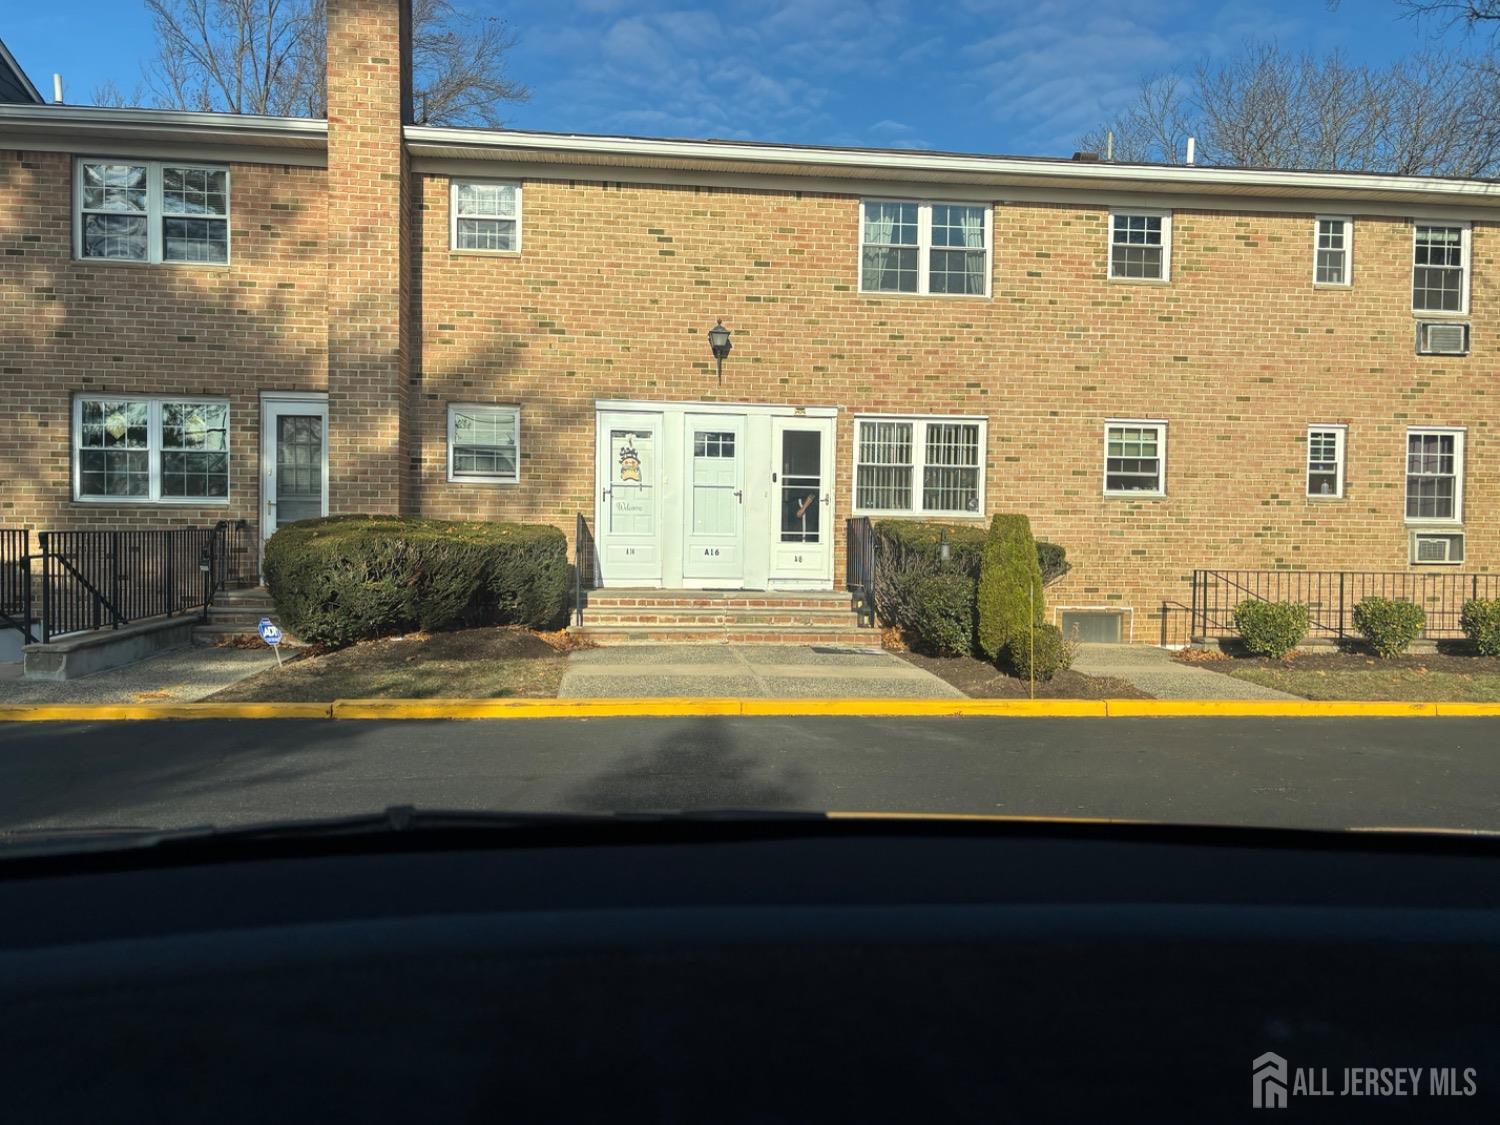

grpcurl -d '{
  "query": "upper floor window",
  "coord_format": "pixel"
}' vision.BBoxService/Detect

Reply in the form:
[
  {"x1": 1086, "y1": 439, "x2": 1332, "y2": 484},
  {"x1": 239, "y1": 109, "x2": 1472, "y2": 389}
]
[
  {"x1": 1406, "y1": 427, "x2": 1463, "y2": 523},
  {"x1": 859, "y1": 201, "x2": 989, "y2": 296},
  {"x1": 1108, "y1": 210, "x2": 1170, "y2": 281},
  {"x1": 73, "y1": 396, "x2": 229, "y2": 502},
  {"x1": 1314, "y1": 217, "x2": 1351, "y2": 286},
  {"x1": 75, "y1": 160, "x2": 229, "y2": 265},
  {"x1": 1412, "y1": 223, "x2": 1469, "y2": 314},
  {"x1": 1306, "y1": 425, "x2": 1346, "y2": 498},
  {"x1": 1104, "y1": 420, "x2": 1166, "y2": 496},
  {"x1": 448, "y1": 404, "x2": 520, "y2": 483},
  {"x1": 451, "y1": 180, "x2": 521, "y2": 252},
  {"x1": 853, "y1": 416, "x2": 986, "y2": 515}
]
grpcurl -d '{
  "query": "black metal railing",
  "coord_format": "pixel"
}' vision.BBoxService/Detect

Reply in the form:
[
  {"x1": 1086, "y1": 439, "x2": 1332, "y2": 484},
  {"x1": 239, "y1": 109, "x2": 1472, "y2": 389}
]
[
  {"x1": 1190, "y1": 568, "x2": 1500, "y2": 642},
  {"x1": 573, "y1": 514, "x2": 597, "y2": 627},
  {"x1": 1, "y1": 528, "x2": 35, "y2": 643},
  {"x1": 845, "y1": 516, "x2": 876, "y2": 627}
]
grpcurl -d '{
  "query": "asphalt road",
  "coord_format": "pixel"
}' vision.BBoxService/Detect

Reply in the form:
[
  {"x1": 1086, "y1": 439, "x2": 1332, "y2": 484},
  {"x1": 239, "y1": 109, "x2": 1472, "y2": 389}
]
[{"x1": 0, "y1": 716, "x2": 1497, "y2": 834}]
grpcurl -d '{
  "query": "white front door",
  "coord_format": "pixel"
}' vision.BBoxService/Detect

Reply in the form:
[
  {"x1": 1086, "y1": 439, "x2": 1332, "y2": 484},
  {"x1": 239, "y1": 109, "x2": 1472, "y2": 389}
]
[
  {"x1": 261, "y1": 395, "x2": 328, "y2": 542},
  {"x1": 683, "y1": 414, "x2": 745, "y2": 584},
  {"x1": 770, "y1": 417, "x2": 833, "y2": 584},
  {"x1": 596, "y1": 411, "x2": 663, "y2": 584}
]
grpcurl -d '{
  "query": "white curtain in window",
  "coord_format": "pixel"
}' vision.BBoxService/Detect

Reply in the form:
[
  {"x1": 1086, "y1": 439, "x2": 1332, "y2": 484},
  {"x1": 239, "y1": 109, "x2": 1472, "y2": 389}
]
[
  {"x1": 960, "y1": 208, "x2": 985, "y2": 294},
  {"x1": 864, "y1": 205, "x2": 896, "y2": 290}
]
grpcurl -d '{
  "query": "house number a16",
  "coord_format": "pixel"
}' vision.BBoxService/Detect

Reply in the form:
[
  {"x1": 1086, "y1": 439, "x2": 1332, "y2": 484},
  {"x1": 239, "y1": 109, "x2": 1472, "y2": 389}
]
[{"x1": 703, "y1": 548, "x2": 720, "y2": 556}]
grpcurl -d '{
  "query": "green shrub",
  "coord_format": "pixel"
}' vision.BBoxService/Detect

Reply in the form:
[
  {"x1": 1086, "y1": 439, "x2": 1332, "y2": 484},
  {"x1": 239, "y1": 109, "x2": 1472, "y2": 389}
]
[
  {"x1": 263, "y1": 515, "x2": 568, "y2": 647},
  {"x1": 975, "y1": 514, "x2": 1044, "y2": 662},
  {"x1": 1460, "y1": 598, "x2": 1500, "y2": 656},
  {"x1": 1232, "y1": 600, "x2": 1310, "y2": 659},
  {"x1": 909, "y1": 572, "x2": 976, "y2": 657},
  {"x1": 1351, "y1": 597, "x2": 1426, "y2": 658},
  {"x1": 1005, "y1": 622, "x2": 1074, "y2": 682},
  {"x1": 872, "y1": 520, "x2": 1069, "y2": 589}
]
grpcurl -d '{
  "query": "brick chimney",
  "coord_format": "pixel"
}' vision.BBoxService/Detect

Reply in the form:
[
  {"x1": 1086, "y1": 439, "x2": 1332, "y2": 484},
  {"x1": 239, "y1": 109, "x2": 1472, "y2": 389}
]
[{"x1": 325, "y1": 0, "x2": 412, "y2": 515}]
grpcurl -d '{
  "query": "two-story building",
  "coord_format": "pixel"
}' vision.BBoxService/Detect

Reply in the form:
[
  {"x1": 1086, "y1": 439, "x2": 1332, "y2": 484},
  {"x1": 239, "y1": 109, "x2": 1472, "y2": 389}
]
[{"x1": 2, "y1": 0, "x2": 1496, "y2": 645}]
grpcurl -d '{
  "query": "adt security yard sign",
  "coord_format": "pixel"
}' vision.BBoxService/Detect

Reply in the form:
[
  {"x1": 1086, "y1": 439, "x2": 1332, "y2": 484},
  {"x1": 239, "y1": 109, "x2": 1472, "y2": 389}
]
[{"x1": 258, "y1": 618, "x2": 285, "y2": 665}]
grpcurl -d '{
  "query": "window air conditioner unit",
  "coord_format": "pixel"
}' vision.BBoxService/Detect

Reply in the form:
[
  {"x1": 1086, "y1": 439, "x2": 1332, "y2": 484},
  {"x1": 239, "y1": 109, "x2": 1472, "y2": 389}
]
[
  {"x1": 1416, "y1": 321, "x2": 1470, "y2": 356},
  {"x1": 1410, "y1": 531, "x2": 1464, "y2": 564}
]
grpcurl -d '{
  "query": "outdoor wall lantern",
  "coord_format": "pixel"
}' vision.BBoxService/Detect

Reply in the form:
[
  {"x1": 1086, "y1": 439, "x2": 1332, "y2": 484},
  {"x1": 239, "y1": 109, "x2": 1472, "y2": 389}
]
[
  {"x1": 707, "y1": 319, "x2": 732, "y2": 383},
  {"x1": 940, "y1": 529, "x2": 951, "y2": 563}
]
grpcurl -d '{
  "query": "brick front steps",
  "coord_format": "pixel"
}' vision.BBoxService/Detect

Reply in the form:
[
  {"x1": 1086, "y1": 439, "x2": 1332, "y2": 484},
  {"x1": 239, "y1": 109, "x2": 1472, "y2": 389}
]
[
  {"x1": 571, "y1": 589, "x2": 878, "y2": 646},
  {"x1": 192, "y1": 587, "x2": 301, "y2": 647}
]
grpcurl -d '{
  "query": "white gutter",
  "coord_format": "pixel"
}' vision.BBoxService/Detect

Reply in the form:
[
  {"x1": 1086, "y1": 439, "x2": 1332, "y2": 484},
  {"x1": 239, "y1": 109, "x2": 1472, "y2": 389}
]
[
  {"x1": 404, "y1": 124, "x2": 1500, "y2": 203},
  {"x1": 0, "y1": 102, "x2": 327, "y2": 141}
]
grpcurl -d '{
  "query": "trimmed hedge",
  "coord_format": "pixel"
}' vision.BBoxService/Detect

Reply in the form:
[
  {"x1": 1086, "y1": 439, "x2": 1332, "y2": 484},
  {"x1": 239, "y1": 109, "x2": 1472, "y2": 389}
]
[
  {"x1": 909, "y1": 572, "x2": 975, "y2": 657},
  {"x1": 1351, "y1": 597, "x2": 1426, "y2": 658},
  {"x1": 263, "y1": 515, "x2": 568, "y2": 647},
  {"x1": 871, "y1": 520, "x2": 1069, "y2": 586},
  {"x1": 1460, "y1": 598, "x2": 1500, "y2": 657},
  {"x1": 1232, "y1": 600, "x2": 1310, "y2": 659},
  {"x1": 976, "y1": 514, "x2": 1044, "y2": 663},
  {"x1": 1006, "y1": 622, "x2": 1074, "y2": 682}
]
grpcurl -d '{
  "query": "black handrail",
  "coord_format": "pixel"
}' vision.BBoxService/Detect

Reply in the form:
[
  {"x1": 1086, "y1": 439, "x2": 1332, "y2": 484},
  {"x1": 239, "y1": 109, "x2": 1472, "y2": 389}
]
[
  {"x1": 574, "y1": 514, "x2": 597, "y2": 627},
  {"x1": 845, "y1": 516, "x2": 876, "y2": 627},
  {"x1": 0, "y1": 528, "x2": 35, "y2": 644}
]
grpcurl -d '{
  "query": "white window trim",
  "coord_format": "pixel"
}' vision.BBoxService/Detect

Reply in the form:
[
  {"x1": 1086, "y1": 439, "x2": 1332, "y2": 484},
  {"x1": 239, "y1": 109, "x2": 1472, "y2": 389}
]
[
  {"x1": 856, "y1": 199, "x2": 993, "y2": 298},
  {"x1": 447, "y1": 403, "x2": 522, "y2": 485},
  {"x1": 1312, "y1": 215, "x2": 1353, "y2": 287},
  {"x1": 850, "y1": 414, "x2": 988, "y2": 518},
  {"x1": 1410, "y1": 220, "x2": 1470, "y2": 316},
  {"x1": 73, "y1": 158, "x2": 231, "y2": 266},
  {"x1": 1107, "y1": 208, "x2": 1172, "y2": 282},
  {"x1": 449, "y1": 178, "x2": 523, "y2": 254},
  {"x1": 71, "y1": 394, "x2": 231, "y2": 505},
  {"x1": 1103, "y1": 418, "x2": 1168, "y2": 498},
  {"x1": 1404, "y1": 426, "x2": 1465, "y2": 526},
  {"x1": 1305, "y1": 424, "x2": 1347, "y2": 500}
]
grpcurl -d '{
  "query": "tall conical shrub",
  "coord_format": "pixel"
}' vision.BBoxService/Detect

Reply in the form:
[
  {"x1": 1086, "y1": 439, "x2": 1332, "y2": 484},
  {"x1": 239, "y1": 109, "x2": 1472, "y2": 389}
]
[{"x1": 976, "y1": 514, "x2": 1044, "y2": 663}]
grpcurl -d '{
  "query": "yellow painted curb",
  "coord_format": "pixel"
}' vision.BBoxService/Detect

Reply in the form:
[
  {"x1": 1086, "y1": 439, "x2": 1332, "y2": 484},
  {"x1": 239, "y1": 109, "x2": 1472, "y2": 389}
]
[
  {"x1": 330, "y1": 697, "x2": 744, "y2": 720},
  {"x1": 0, "y1": 702, "x2": 333, "y2": 722},
  {"x1": 739, "y1": 698, "x2": 1107, "y2": 718},
  {"x1": 1103, "y1": 700, "x2": 1438, "y2": 718},
  {"x1": 1434, "y1": 703, "x2": 1500, "y2": 718}
]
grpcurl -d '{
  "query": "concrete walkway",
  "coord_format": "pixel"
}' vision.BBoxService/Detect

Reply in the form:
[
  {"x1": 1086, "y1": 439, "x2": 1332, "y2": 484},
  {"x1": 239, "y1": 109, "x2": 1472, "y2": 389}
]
[
  {"x1": 560, "y1": 644, "x2": 964, "y2": 699},
  {"x1": 0, "y1": 647, "x2": 279, "y2": 704},
  {"x1": 1071, "y1": 644, "x2": 1299, "y2": 701}
]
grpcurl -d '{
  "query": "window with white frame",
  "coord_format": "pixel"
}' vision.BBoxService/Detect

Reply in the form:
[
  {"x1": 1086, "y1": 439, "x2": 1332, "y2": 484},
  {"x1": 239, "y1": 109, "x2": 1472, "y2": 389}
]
[
  {"x1": 1314, "y1": 217, "x2": 1351, "y2": 285},
  {"x1": 451, "y1": 180, "x2": 521, "y2": 252},
  {"x1": 1104, "y1": 421, "x2": 1166, "y2": 496},
  {"x1": 1306, "y1": 425, "x2": 1346, "y2": 497},
  {"x1": 854, "y1": 417, "x2": 985, "y2": 515},
  {"x1": 860, "y1": 201, "x2": 989, "y2": 295},
  {"x1": 1405, "y1": 428, "x2": 1463, "y2": 522},
  {"x1": 1108, "y1": 211, "x2": 1170, "y2": 280},
  {"x1": 448, "y1": 404, "x2": 520, "y2": 483},
  {"x1": 76, "y1": 160, "x2": 229, "y2": 264},
  {"x1": 1412, "y1": 223, "x2": 1468, "y2": 313},
  {"x1": 73, "y1": 396, "x2": 228, "y2": 502}
]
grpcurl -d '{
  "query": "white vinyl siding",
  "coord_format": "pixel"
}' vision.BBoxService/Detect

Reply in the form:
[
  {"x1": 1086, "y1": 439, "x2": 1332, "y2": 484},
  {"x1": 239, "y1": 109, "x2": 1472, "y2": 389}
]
[
  {"x1": 859, "y1": 200, "x2": 990, "y2": 296},
  {"x1": 75, "y1": 160, "x2": 229, "y2": 264},
  {"x1": 1412, "y1": 223, "x2": 1469, "y2": 314},
  {"x1": 73, "y1": 396, "x2": 229, "y2": 503},
  {"x1": 1104, "y1": 421, "x2": 1166, "y2": 496},
  {"x1": 1306, "y1": 425, "x2": 1346, "y2": 498},
  {"x1": 1108, "y1": 210, "x2": 1170, "y2": 281},
  {"x1": 1405, "y1": 428, "x2": 1464, "y2": 524},
  {"x1": 451, "y1": 180, "x2": 521, "y2": 252},
  {"x1": 448, "y1": 404, "x2": 520, "y2": 483},
  {"x1": 853, "y1": 416, "x2": 986, "y2": 516},
  {"x1": 1314, "y1": 217, "x2": 1351, "y2": 286}
]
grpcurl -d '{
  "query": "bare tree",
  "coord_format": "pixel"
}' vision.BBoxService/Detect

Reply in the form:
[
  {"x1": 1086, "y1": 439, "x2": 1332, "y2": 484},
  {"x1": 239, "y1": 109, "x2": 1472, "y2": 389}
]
[
  {"x1": 135, "y1": 0, "x2": 527, "y2": 124},
  {"x1": 90, "y1": 78, "x2": 153, "y2": 109},
  {"x1": 1394, "y1": 1, "x2": 1500, "y2": 26}
]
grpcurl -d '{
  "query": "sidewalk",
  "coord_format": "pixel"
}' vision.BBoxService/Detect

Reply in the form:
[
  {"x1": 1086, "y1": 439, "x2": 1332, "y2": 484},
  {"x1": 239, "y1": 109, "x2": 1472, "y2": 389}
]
[
  {"x1": 559, "y1": 644, "x2": 965, "y2": 699},
  {"x1": 1071, "y1": 645, "x2": 1299, "y2": 701},
  {"x1": 0, "y1": 647, "x2": 278, "y2": 704}
]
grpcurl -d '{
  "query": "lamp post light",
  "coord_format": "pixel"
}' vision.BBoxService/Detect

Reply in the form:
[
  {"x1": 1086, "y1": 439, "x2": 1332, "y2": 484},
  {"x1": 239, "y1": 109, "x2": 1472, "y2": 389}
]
[{"x1": 707, "y1": 319, "x2": 732, "y2": 383}]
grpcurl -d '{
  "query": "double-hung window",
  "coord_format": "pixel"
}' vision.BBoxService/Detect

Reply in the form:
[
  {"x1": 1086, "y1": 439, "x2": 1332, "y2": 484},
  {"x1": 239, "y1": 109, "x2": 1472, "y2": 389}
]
[
  {"x1": 451, "y1": 180, "x2": 522, "y2": 252},
  {"x1": 1108, "y1": 210, "x2": 1170, "y2": 280},
  {"x1": 859, "y1": 201, "x2": 990, "y2": 296},
  {"x1": 1104, "y1": 421, "x2": 1166, "y2": 496},
  {"x1": 1412, "y1": 223, "x2": 1469, "y2": 313},
  {"x1": 76, "y1": 160, "x2": 229, "y2": 264},
  {"x1": 73, "y1": 396, "x2": 229, "y2": 502},
  {"x1": 1306, "y1": 425, "x2": 1346, "y2": 498},
  {"x1": 854, "y1": 416, "x2": 985, "y2": 515},
  {"x1": 448, "y1": 404, "x2": 520, "y2": 483},
  {"x1": 1314, "y1": 217, "x2": 1351, "y2": 285},
  {"x1": 1405, "y1": 428, "x2": 1463, "y2": 523}
]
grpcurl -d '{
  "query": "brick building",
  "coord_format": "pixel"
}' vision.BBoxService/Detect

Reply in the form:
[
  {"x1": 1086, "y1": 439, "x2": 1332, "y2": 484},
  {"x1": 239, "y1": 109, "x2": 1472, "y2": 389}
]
[{"x1": 1, "y1": 0, "x2": 1497, "y2": 644}]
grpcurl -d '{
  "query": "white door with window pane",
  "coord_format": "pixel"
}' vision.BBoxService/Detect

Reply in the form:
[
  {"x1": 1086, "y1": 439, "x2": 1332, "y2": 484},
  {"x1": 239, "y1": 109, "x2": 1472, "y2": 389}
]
[
  {"x1": 771, "y1": 418, "x2": 833, "y2": 583},
  {"x1": 261, "y1": 396, "x2": 328, "y2": 542},
  {"x1": 596, "y1": 411, "x2": 663, "y2": 583},
  {"x1": 683, "y1": 414, "x2": 745, "y2": 583}
]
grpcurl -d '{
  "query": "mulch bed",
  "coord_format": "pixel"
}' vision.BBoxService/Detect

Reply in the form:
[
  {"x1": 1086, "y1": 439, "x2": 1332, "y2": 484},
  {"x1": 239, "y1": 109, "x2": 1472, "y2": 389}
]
[
  {"x1": 1179, "y1": 649, "x2": 1500, "y2": 676},
  {"x1": 898, "y1": 651, "x2": 1152, "y2": 699}
]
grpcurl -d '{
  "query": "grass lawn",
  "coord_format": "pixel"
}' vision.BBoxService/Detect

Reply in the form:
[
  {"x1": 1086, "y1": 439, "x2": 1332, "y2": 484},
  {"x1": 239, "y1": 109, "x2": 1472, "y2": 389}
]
[
  {"x1": 206, "y1": 627, "x2": 568, "y2": 701},
  {"x1": 898, "y1": 651, "x2": 1152, "y2": 699},
  {"x1": 1185, "y1": 650, "x2": 1500, "y2": 701}
]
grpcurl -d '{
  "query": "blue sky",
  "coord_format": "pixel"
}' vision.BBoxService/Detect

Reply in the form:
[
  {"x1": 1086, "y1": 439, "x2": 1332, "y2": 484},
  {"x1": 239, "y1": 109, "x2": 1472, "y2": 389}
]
[{"x1": 1, "y1": 0, "x2": 1467, "y2": 156}]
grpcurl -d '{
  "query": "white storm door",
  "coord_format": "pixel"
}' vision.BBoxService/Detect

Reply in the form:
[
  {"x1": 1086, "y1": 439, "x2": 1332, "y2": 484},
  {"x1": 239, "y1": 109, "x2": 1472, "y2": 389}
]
[
  {"x1": 596, "y1": 412, "x2": 663, "y2": 584},
  {"x1": 683, "y1": 414, "x2": 745, "y2": 583},
  {"x1": 770, "y1": 417, "x2": 833, "y2": 583},
  {"x1": 260, "y1": 395, "x2": 328, "y2": 542}
]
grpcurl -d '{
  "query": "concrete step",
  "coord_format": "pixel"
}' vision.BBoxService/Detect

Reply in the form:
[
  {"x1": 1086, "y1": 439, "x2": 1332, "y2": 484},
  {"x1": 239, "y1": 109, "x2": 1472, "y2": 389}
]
[
  {"x1": 579, "y1": 608, "x2": 863, "y2": 627},
  {"x1": 205, "y1": 608, "x2": 280, "y2": 627},
  {"x1": 582, "y1": 590, "x2": 855, "y2": 611},
  {"x1": 572, "y1": 624, "x2": 881, "y2": 646},
  {"x1": 191, "y1": 623, "x2": 303, "y2": 648}
]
